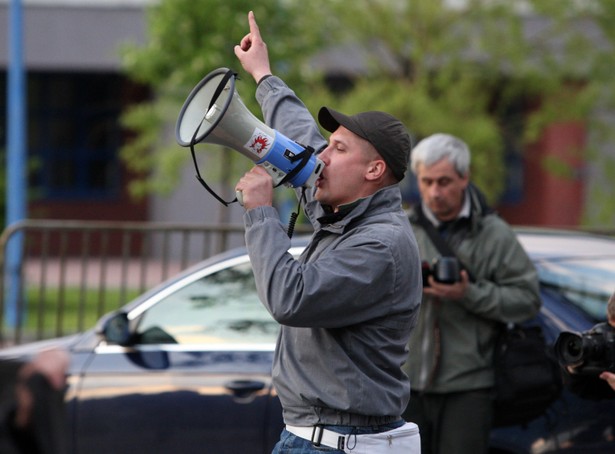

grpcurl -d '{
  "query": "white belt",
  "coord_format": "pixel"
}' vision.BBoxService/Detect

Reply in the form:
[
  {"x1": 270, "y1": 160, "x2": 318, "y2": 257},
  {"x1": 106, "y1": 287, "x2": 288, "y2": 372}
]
[
  {"x1": 285, "y1": 422, "x2": 420, "y2": 453},
  {"x1": 285, "y1": 425, "x2": 349, "y2": 450}
]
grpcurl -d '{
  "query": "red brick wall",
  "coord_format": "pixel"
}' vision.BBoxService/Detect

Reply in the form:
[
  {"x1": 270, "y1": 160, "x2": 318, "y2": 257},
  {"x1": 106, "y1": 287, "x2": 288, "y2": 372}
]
[{"x1": 497, "y1": 121, "x2": 586, "y2": 226}]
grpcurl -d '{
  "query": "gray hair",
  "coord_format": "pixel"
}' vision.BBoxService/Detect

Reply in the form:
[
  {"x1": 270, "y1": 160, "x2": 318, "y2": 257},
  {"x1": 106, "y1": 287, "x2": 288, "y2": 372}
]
[{"x1": 410, "y1": 133, "x2": 471, "y2": 177}]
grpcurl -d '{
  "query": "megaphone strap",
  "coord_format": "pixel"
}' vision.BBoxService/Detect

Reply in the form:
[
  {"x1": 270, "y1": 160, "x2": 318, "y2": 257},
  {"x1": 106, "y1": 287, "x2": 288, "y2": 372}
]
[
  {"x1": 189, "y1": 69, "x2": 239, "y2": 207},
  {"x1": 190, "y1": 145, "x2": 237, "y2": 207},
  {"x1": 207, "y1": 69, "x2": 238, "y2": 113}
]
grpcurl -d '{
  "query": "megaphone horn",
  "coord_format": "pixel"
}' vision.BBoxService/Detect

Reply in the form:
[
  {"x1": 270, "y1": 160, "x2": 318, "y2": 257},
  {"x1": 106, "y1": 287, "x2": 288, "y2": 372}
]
[{"x1": 176, "y1": 68, "x2": 323, "y2": 205}]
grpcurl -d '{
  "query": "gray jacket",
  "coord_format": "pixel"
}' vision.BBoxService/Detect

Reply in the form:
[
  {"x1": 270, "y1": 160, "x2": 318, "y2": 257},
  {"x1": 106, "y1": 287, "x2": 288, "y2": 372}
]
[
  {"x1": 403, "y1": 185, "x2": 541, "y2": 393},
  {"x1": 244, "y1": 76, "x2": 422, "y2": 426}
]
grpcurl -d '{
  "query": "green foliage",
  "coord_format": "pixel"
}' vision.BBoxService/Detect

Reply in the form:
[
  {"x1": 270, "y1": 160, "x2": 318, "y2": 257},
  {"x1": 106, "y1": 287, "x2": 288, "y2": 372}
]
[
  {"x1": 119, "y1": 0, "x2": 327, "y2": 200},
  {"x1": 314, "y1": 0, "x2": 615, "y2": 207},
  {"x1": 120, "y1": 0, "x2": 615, "y2": 223}
]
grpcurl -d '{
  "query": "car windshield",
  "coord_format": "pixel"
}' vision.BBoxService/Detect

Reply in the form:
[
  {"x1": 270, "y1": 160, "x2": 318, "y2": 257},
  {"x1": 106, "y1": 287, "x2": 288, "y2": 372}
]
[
  {"x1": 534, "y1": 256, "x2": 615, "y2": 322},
  {"x1": 134, "y1": 260, "x2": 279, "y2": 345}
]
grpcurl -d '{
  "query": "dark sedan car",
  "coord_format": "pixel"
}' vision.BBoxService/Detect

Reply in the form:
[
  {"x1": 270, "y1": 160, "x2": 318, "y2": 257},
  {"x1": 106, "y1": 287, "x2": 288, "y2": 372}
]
[{"x1": 1, "y1": 228, "x2": 615, "y2": 453}]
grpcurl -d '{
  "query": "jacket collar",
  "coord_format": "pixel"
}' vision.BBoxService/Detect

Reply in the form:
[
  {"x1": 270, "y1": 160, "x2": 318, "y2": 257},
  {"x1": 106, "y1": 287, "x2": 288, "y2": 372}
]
[
  {"x1": 421, "y1": 190, "x2": 471, "y2": 228},
  {"x1": 308, "y1": 185, "x2": 403, "y2": 234}
]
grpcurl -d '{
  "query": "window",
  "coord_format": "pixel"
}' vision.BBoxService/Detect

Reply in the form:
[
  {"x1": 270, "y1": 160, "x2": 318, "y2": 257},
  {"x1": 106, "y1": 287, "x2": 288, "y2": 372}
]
[
  {"x1": 136, "y1": 261, "x2": 279, "y2": 345},
  {"x1": 28, "y1": 72, "x2": 124, "y2": 200},
  {"x1": 536, "y1": 257, "x2": 615, "y2": 322}
]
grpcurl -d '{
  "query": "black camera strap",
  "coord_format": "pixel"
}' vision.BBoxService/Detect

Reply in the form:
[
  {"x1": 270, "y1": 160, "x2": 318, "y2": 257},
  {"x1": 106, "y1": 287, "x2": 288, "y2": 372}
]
[{"x1": 416, "y1": 208, "x2": 455, "y2": 256}]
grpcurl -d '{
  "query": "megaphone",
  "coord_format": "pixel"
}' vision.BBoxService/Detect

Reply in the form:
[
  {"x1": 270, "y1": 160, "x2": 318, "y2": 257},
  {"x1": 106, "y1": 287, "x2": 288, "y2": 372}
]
[{"x1": 176, "y1": 68, "x2": 323, "y2": 205}]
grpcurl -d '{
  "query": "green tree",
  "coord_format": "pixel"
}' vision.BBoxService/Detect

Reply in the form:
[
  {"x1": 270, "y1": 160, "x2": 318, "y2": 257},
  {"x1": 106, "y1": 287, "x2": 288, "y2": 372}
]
[
  {"x1": 121, "y1": 0, "x2": 615, "y2": 225},
  {"x1": 309, "y1": 0, "x2": 614, "y2": 217},
  {"x1": 119, "y1": 0, "x2": 326, "y2": 211}
]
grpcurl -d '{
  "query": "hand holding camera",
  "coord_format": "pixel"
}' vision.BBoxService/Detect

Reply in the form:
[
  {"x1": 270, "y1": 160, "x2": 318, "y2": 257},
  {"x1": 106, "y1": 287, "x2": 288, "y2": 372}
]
[
  {"x1": 421, "y1": 256, "x2": 469, "y2": 300},
  {"x1": 600, "y1": 371, "x2": 615, "y2": 390}
]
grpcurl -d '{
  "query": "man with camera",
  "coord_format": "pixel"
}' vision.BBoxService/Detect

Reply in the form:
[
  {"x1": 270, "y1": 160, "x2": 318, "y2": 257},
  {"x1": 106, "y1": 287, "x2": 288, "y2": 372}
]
[
  {"x1": 401, "y1": 133, "x2": 541, "y2": 454},
  {"x1": 557, "y1": 290, "x2": 615, "y2": 397}
]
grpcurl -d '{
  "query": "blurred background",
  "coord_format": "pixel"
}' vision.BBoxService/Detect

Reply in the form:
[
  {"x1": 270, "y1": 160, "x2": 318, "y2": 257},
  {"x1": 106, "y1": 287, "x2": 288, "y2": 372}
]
[
  {"x1": 2, "y1": 0, "x2": 615, "y2": 343},
  {"x1": 2, "y1": 0, "x2": 615, "y2": 229}
]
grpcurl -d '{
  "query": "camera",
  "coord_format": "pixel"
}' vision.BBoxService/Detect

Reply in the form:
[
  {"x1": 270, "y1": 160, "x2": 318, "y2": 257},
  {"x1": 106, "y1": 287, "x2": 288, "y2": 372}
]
[
  {"x1": 554, "y1": 322, "x2": 615, "y2": 375},
  {"x1": 421, "y1": 256, "x2": 461, "y2": 287}
]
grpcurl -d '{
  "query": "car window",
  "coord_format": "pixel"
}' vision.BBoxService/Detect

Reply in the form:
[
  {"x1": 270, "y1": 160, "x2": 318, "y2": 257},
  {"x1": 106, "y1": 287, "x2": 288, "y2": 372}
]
[
  {"x1": 135, "y1": 261, "x2": 279, "y2": 345},
  {"x1": 535, "y1": 257, "x2": 615, "y2": 322}
]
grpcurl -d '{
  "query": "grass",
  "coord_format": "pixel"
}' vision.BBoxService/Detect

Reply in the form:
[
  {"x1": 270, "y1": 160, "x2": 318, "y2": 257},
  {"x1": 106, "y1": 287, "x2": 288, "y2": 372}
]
[{"x1": 18, "y1": 285, "x2": 141, "y2": 339}]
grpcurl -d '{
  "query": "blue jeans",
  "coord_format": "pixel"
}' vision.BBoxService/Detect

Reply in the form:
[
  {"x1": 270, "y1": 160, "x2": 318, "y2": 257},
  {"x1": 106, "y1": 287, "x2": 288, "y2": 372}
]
[{"x1": 271, "y1": 420, "x2": 405, "y2": 453}]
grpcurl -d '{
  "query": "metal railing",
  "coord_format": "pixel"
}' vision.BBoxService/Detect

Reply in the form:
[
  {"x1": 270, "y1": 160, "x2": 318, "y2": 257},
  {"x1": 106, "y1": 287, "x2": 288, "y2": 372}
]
[
  {"x1": 0, "y1": 219, "x2": 294, "y2": 346},
  {"x1": 2, "y1": 220, "x2": 612, "y2": 348}
]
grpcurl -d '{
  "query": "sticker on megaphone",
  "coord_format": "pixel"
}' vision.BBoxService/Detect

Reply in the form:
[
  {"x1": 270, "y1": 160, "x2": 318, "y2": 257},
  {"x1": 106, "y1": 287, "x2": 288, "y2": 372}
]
[{"x1": 176, "y1": 68, "x2": 324, "y2": 205}]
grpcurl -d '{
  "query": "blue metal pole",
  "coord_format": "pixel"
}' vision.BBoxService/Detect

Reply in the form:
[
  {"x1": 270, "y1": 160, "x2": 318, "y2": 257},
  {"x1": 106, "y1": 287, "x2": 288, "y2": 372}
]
[{"x1": 5, "y1": 0, "x2": 27, "y2": 327}]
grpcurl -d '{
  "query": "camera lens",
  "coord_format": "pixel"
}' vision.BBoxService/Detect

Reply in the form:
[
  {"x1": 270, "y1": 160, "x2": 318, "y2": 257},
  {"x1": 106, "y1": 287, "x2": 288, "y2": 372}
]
[
  {"x1": 433, "y1": 257, "x2": 461, "y2": 284},
  {"x1": 565, "y1": 337, "x2": 583, "y2": 361},
  {"x1": 555, "y1": 332, "x2": 584, "y2": 365}
]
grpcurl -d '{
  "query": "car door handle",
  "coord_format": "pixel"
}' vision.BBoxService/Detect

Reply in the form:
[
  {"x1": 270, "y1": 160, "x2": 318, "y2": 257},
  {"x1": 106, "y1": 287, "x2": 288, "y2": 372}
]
[{"x1": 224, "y1": 379, "x2": 266, "y2": 398}]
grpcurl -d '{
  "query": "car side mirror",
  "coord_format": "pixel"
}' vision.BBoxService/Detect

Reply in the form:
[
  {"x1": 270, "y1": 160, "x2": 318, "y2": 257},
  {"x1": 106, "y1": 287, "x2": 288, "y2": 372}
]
[{"x1": 102, "y1": 312, "x2": 132, "y2": 346}]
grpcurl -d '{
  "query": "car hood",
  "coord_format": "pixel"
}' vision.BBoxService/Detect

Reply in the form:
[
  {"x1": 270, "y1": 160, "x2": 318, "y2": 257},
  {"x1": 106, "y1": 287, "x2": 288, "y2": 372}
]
[{"x1": 0, "y1": 334, "x2": 82, "y2": 361}]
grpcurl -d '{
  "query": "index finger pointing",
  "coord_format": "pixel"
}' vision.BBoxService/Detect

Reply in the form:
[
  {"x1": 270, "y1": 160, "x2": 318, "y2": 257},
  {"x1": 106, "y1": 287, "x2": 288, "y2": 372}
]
[{"x1": 248, "y1": 11, "x2": 261, "y2": 39}]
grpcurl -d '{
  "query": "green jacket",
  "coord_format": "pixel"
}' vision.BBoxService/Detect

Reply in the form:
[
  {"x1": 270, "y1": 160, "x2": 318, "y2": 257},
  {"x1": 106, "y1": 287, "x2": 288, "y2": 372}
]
[{"x1": 403, "y1": 185, "x2": 541, "y2": 393}]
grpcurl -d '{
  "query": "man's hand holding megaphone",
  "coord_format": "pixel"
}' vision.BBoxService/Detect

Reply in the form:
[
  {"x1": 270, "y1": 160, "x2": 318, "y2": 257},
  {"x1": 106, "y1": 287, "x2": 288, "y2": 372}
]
[{"x1": 235, "y1": 166, "x2": 274, "y2": 210}]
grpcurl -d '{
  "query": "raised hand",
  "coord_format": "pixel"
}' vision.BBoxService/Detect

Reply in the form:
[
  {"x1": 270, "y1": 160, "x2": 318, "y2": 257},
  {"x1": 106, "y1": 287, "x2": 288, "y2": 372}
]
[{"x1": 234, "y1": 11, "x2": 273, "y2": 83}]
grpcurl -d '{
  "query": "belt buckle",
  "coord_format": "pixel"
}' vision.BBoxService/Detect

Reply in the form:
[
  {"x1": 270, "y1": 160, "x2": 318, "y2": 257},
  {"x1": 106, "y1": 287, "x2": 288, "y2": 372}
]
[
  {"x1": 310, "y1": 425, "x2": 345, "y2": 450},
  {"x1": 311, "y1": 425, "x2": 324, "y2": 447}
]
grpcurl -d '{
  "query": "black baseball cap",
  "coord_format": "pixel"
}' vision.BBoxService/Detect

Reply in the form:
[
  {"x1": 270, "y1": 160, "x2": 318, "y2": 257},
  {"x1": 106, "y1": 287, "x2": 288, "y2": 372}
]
[{"x1": 318, "y1": 107, "x2": 412, "y2": 181}]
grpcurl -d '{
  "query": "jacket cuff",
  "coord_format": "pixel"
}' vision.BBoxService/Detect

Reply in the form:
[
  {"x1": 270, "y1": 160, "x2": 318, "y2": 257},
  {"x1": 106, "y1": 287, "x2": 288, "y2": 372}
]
[
  {"x1": 256, "y1": 74, "x2": 273, "y2": 86},
  {"x1": 255, "y1": 75, "x2": 288, "y2": 105},
  {"x1": 243, "y1": 205, "x2": 280, "y2": 227}
]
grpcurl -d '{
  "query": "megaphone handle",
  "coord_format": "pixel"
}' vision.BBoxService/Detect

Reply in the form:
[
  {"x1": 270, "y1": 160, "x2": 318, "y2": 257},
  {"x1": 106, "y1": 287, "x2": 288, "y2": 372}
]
[{"x1": 236, "y1": 190, "x2": 244, "y2": 206}]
